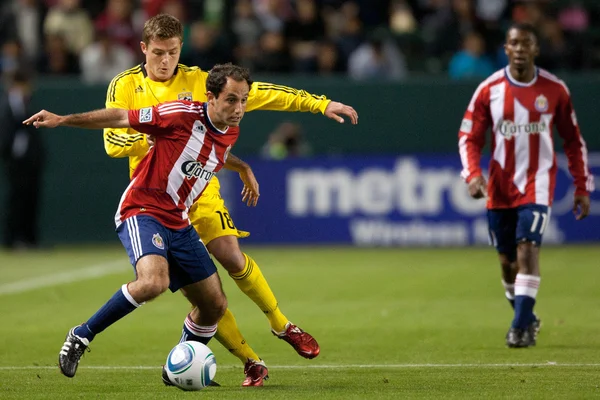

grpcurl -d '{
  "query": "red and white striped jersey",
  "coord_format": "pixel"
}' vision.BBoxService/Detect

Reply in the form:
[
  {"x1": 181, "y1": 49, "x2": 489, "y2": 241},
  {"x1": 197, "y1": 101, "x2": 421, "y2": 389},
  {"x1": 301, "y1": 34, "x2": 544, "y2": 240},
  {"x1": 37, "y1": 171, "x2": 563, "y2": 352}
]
[
  {"x1": 115, "y1": 100, "x2": 239, "y2": 229},
  {"x1": 458, "y1": 66, "x2": 594, "y2": 209}
]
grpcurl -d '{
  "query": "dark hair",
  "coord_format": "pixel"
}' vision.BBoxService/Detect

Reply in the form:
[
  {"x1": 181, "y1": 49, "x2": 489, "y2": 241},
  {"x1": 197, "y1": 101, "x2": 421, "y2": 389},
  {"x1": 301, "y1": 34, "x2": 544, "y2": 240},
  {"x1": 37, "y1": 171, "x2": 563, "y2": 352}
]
[
  {"x1": 507, "y1": 23, "x2": 539, "y2": 43},
  {"x1": 206, "y1": 63, "x2": 253, "y2": 98},
  {"x1": 142, "y1": 14, "x2": 183, "y2": 44}
]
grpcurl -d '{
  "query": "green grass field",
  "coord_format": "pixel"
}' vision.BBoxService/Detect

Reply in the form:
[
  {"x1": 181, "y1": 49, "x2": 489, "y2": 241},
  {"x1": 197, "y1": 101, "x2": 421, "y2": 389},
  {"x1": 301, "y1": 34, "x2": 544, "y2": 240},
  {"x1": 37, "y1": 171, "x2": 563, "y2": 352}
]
[{"x1": 1, "y1": 245, "x2": 600, "y2": 399}]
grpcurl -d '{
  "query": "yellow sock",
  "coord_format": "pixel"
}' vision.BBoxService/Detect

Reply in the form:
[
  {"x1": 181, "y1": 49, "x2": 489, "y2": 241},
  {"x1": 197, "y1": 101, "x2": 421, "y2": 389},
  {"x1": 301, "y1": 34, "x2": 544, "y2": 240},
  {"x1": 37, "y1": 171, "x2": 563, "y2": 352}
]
[
  {"x1": 230, "y1": 253, "x2": 289, "y2": 333},
  {"x1": 214, "y1": 308, "x2": 260, "y2": 363}
]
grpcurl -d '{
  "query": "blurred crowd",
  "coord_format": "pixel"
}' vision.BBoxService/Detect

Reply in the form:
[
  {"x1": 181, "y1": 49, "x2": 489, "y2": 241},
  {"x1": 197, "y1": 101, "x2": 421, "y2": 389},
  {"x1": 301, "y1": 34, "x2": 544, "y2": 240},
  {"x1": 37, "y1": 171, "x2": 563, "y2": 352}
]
[{"x1": 1, "y1": 0, "x2": 600, "y2": 83}]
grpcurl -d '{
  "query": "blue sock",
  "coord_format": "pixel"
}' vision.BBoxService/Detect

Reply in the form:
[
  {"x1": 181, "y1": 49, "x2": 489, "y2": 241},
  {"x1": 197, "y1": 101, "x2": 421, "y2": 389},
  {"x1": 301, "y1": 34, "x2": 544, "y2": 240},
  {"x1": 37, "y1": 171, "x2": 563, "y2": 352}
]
[
  {"x1": 511, "y1": 274, "x2": 541, "y2": 330},
  {"x1": 512, "y1": 295, "x2": 536, "y2": 329},
  {"x1": 179, "y1": 314, "x2": 217, "y2": 345},
  {"x1": 74, "y1": 284, "x2": 141, "y2": 341}
]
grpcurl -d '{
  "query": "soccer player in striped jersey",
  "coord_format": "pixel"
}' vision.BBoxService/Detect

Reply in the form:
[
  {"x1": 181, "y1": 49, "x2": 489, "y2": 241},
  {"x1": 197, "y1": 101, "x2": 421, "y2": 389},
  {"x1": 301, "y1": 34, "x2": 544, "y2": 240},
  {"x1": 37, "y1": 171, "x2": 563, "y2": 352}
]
[
  {"x1": 25, "y1": 63, "x2": 253, "y2": 379},
  {"x1": 458, "y1": 23, "x2": 593, "y2": 348},
  {"x1": 103, "y1": 14, "x2": 358, "y2": 385}
]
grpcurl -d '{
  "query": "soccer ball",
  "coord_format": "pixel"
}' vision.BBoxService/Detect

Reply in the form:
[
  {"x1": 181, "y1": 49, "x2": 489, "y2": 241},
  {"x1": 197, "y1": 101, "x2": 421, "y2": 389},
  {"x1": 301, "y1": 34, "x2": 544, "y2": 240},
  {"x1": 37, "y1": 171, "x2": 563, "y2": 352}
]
[{"x1": 164, "y1": 341, "x2": 217, "y2": 391}]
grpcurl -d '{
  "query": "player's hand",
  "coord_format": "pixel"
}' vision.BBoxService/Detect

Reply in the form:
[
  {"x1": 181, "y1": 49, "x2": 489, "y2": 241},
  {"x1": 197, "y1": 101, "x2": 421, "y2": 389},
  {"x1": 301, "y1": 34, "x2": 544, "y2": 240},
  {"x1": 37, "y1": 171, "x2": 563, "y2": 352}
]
[
  {"x1": 239, "y1": 168, "x2": 260, "y2": 207},
  {"x1": 147, "y1": 135, "x2": 155, "y2": 147},
  {"x1": 573, "y1": 195, "x2": 590, "y2": 220},
  {"x1": 22, "y1": 110, "x2": 62, "y2": 128},
  {"x1": 468, "y1": 176, "x2": 487, "y2": 199},
  {"x1": 324, "y1": 101, "x2": 358, "y2": 125}
]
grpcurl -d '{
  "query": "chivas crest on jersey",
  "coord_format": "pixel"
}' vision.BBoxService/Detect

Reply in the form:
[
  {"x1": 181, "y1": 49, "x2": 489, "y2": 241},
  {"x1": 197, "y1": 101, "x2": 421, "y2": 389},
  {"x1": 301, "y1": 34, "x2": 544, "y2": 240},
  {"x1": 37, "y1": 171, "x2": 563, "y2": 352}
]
[{"x1": 534, "y1": 94, "x2": 548, "y2": 112}]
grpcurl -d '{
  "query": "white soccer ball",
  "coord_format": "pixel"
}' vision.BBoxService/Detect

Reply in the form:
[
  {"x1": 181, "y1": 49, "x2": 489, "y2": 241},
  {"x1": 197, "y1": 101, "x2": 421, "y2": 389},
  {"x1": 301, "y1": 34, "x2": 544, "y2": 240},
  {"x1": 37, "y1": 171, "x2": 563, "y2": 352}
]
[{"x1": 165, "y1": 341, "x2": 217, "y2": 391}]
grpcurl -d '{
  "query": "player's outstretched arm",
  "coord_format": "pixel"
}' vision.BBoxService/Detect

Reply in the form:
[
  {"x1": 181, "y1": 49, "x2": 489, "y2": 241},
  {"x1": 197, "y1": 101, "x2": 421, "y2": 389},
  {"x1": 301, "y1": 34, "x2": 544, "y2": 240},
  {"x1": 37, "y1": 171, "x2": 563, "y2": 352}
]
[
  {"x1": 246, "y1": 82, "x2": 358, "y2": 125},
  {"x1": 24, "y1": 108, "x2": 130, "y2": 130},
  {"x1": 224, "y1": 153, "x2": 260, "y2": 207}
]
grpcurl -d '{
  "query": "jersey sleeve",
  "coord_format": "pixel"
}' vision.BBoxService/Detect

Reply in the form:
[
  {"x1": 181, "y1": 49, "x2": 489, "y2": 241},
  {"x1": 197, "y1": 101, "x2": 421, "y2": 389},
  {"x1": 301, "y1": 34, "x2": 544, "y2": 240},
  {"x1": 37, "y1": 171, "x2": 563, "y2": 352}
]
[
  {"x1": 555, "y1": 84, "x2": 595, "y2": 195},
  {"x1": 127, "y1": 101, "x2": 188, "y2": 137},
  {"x1": 246, "y1": 82, "x2": 331, "y2": 114},
  {"x1": 103, "y1": 74, "x2": 149, "y2": 158},
  {"x1": 458, "y1": 83, "x2": 491, "y2": 183}
]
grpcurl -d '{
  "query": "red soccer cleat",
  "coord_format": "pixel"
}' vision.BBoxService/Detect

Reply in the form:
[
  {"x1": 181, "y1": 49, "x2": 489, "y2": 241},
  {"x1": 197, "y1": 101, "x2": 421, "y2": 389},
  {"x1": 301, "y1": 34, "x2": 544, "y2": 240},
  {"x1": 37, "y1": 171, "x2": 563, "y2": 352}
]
[
  {"x1": 274, "y1": 323, "x2": 320, "y2": 359},
  {"x1": 242, "y1": 359, "x2": 269, "y2": 387}
]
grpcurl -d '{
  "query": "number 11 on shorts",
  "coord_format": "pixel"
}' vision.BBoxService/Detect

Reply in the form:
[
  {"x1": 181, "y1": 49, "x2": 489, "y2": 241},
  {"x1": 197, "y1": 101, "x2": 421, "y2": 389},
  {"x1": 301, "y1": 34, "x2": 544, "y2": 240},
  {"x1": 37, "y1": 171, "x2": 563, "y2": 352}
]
[{"x1": 530, "y1": 211, "x2": 548, "y2": 234}]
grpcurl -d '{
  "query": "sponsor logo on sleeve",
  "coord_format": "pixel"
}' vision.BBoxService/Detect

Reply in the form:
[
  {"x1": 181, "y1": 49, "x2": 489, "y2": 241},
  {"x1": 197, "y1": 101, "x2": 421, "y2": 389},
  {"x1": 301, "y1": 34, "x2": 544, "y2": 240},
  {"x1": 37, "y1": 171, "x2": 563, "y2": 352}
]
[
  {"x1": 139, "y1": 107, "x2": 153, "y2": 123},
  {"x1": 461, "y1": 119, "x2": 473, "y2": 133}
]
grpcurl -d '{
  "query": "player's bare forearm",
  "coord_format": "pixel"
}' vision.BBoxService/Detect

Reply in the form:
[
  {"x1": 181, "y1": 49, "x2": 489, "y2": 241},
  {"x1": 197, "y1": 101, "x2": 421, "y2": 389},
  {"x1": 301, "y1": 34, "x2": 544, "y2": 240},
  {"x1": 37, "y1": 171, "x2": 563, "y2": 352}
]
[
  {"x1": 61, "y1": 109, "x2": 130, "y2": 129},
  {"x1": 224, "y1": 153, "x2": 260, "y2": 206},
  {"x1": 224, "y1": 153, "x2": 250, "y2": 173},
  {"x1": 24, "y1": 108, "x2": 130, "y2": 130}
]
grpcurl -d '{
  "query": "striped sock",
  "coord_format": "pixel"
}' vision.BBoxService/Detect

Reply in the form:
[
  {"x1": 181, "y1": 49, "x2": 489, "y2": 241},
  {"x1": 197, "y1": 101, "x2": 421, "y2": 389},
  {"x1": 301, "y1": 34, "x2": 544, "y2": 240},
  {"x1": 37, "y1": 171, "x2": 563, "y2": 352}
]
[
  {"x1": 179, "y1": 314, "x2": 217, "y2": 345},
  {"x1": 511, "y1": 274, "x2": 541, "y2": 329}
]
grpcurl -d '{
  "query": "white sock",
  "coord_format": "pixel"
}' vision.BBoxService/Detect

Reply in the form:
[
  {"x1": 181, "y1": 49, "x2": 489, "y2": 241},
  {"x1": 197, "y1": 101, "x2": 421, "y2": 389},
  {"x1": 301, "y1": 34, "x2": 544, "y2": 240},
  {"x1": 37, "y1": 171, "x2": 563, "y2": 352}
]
[{"x1": 515, "y1": 274, "x2": 541, "y2": 298}]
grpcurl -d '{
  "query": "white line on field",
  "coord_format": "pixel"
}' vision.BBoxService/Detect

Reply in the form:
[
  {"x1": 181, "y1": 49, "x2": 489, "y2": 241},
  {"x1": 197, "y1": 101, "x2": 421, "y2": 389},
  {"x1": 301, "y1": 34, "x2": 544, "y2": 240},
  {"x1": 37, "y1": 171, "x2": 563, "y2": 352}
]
[
  {"x1": 0, "y1": 260, "x2": 126, "y2": 296},
  {"x1": 2, "y1": 363, "x2": 600, "y2": 370}
]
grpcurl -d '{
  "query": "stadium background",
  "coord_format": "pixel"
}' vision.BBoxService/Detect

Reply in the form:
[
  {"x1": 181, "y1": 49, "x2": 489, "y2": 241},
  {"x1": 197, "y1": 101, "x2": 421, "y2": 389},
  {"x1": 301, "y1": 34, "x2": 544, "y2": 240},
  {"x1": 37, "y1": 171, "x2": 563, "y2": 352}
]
[
  {"x1": 2, "y1": 1, "x2": 600, "y2": 398},
  {"x1": 0, "y1": 0, "x2": 598, "y2": 246}
]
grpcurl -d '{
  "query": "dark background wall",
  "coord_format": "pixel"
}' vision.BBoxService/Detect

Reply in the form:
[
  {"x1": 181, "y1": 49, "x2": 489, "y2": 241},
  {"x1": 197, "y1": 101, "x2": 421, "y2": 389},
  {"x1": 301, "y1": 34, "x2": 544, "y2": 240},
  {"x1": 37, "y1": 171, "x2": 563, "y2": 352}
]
[{"x1": 2, "y1": 75, "x2": 599, "y2": 244}]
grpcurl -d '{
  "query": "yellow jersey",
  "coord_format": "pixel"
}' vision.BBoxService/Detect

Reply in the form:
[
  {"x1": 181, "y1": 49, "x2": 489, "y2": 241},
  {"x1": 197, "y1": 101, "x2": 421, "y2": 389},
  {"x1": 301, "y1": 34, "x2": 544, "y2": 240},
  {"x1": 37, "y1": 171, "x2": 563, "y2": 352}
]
[{"x1": 104, "y1": 63, "x2": 331, "y2": 183}]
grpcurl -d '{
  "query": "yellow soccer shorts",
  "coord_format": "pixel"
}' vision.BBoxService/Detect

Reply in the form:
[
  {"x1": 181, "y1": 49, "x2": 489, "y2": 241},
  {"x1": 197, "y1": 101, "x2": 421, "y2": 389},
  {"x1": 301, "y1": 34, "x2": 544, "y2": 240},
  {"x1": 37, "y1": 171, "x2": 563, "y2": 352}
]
[{"x1": 188, "y1": 181, "x2": 250, "y2": 245}]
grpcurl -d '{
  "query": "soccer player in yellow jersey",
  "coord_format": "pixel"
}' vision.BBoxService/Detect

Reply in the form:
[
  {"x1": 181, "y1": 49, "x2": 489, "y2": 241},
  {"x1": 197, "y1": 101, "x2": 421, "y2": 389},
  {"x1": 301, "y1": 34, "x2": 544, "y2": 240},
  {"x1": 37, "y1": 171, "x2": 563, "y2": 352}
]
[{"x1": 104, "y1": 14, "x2": 358, "y2": 387}]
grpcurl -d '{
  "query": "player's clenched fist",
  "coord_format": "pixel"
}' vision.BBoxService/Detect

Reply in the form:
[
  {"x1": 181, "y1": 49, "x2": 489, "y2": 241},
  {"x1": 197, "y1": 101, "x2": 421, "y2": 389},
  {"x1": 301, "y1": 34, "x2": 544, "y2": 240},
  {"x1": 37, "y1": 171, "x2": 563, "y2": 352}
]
[{"x1": 468, "y1": 176, "x2": 487, "y2": 199}]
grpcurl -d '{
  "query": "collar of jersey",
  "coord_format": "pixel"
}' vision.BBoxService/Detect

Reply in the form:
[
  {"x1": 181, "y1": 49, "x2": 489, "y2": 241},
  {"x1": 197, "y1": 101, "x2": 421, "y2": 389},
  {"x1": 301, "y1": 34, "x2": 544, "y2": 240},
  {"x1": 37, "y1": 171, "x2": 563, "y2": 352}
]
[
  {"x1": 203, "y1": 102, "x2": 229, "y2": 134},
  {"x1": 504, "y1": 66, "x2": 538, "y2": 87}
]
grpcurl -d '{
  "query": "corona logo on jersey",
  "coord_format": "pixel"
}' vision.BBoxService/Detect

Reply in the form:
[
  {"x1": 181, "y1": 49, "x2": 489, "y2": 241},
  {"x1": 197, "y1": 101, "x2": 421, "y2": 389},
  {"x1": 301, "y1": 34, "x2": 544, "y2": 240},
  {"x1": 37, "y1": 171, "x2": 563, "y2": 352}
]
[
  {"x1": 181, "y1": 161, "x2": 216, "y2": 181},
  {"x1": 498, "y1": 120, "x2": 548, "y2": 139}
]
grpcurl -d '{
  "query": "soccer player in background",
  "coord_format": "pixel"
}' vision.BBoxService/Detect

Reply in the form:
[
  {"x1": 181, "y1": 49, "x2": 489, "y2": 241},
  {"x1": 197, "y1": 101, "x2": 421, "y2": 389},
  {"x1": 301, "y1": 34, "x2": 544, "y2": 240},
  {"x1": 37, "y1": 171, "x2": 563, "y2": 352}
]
[
  {"x1": 24, "y1": 63, "x2": 254, "y2": 378},
  {"x1": 458, "y1": 23, "x2": 593, "y2": 348},
  {"x1": 103, "y1": 14, "x2": 359, "y2": 386}
]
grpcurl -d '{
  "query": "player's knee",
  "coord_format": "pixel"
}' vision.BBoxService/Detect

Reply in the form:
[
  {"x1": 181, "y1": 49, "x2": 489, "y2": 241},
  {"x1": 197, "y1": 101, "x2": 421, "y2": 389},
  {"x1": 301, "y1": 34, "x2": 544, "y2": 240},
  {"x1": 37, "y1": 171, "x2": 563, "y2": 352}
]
[
  {"x1": 517, "y1": 241, "x2": 535, "y2": 258},
  {"x1": 139, "y1": 275, "x2": 170, "y2": 299}
]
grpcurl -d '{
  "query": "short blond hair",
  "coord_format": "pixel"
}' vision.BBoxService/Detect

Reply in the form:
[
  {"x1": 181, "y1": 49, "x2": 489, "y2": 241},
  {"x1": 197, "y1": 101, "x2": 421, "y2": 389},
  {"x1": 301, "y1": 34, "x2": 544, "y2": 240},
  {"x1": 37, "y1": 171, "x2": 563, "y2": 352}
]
[{"x1": 142, "y1": 14, "x2": 183, "y2": 44}]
